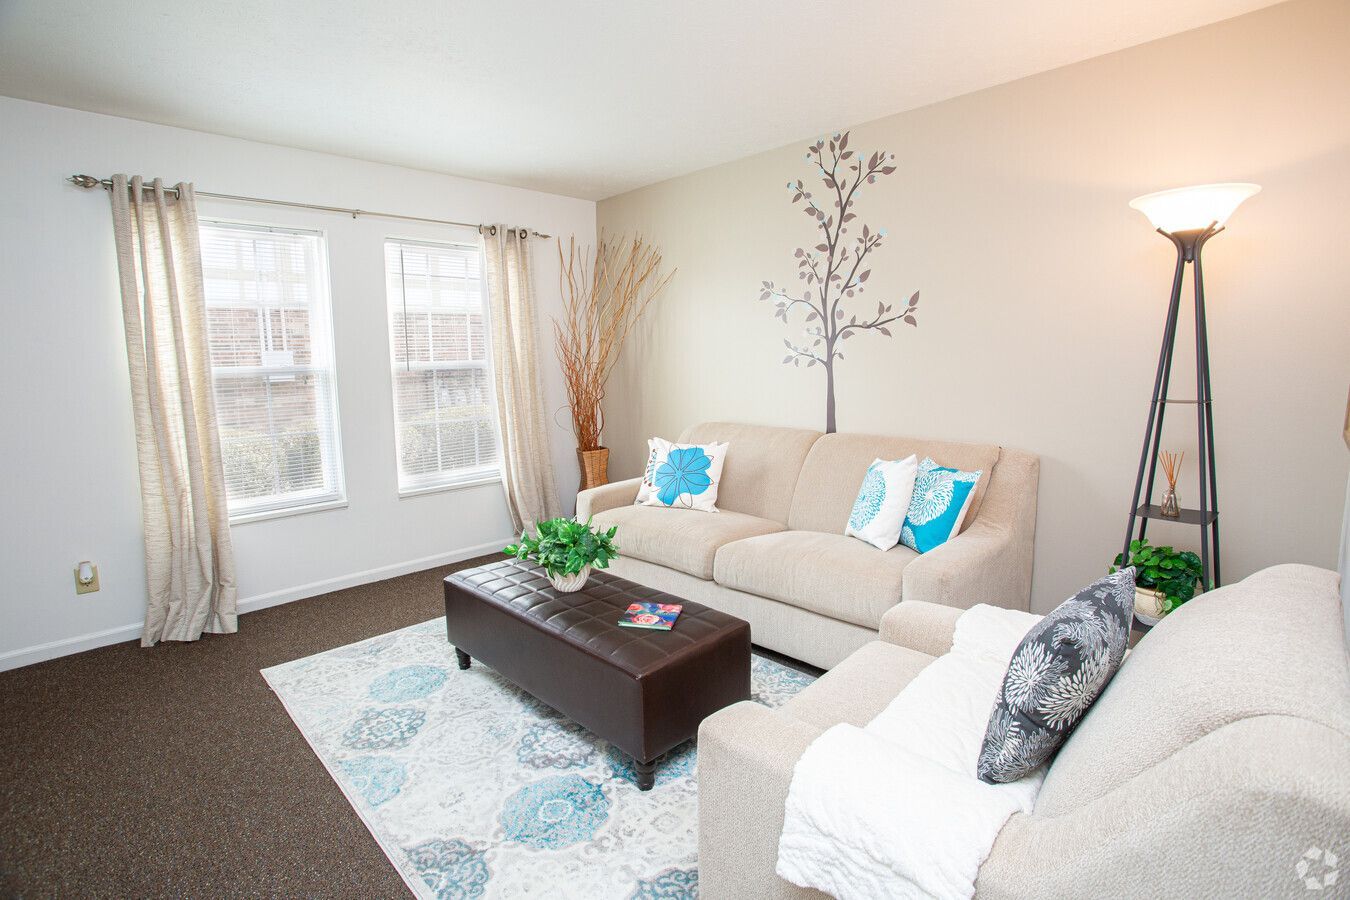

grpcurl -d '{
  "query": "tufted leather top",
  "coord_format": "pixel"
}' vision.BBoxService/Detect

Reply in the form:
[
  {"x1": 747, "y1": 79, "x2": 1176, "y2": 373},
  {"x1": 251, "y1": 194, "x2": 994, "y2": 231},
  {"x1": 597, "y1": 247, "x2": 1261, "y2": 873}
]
[
  {"x1": 444, "y1": 558, "x2": 752, "y2": 765},
  {"x1": 446, "y1": 559, "x2": 748, "y2": 676}
]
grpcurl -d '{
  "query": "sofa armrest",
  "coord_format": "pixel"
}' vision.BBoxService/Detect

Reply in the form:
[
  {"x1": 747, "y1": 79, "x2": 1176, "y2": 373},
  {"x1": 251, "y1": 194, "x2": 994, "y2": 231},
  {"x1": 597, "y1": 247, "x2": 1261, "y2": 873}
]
[
  {"x1": 975, "y1": 716, "x2": 1350, "y2": 899},
  {"x1": 698, "y1": 702, "x2": 827, "y2": 900},
  {"x1": 879, "y1": 601, "x2": 963, "y2": 656},
  {"x1": 902, "y1": 448, "x2": 1038, "y2": 611},
  {"x1": 575, "y1": 477, "x2": 642, "y2": 520}
]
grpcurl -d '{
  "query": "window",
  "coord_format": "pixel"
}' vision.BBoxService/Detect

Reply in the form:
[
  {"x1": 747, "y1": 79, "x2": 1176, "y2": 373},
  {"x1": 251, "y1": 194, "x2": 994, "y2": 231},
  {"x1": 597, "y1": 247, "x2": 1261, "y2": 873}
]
[
  {"x1": 384, "y1": 238, "x2": 500, "y2": 492},
  {"x1": 200, "y1": 221, "x2": 346, "y2": 519}
]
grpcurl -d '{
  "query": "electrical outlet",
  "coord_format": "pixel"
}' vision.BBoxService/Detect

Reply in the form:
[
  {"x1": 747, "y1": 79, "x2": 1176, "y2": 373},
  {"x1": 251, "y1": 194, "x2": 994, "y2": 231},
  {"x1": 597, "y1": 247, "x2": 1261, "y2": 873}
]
[{"x1": 74, "y1": 561, "x2": 100, "y2": 595}]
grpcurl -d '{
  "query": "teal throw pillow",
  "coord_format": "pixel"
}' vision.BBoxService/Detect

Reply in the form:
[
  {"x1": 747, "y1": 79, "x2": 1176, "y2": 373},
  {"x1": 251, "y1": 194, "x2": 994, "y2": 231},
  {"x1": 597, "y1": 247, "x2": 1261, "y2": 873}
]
[{"x1": 899, "y1": 457, "x2": 983, "y2": 553}]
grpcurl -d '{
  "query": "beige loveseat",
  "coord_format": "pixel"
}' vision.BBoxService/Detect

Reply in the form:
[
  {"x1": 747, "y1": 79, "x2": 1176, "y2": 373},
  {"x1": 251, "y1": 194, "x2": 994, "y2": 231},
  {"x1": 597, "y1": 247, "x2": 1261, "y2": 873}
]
[
  {"x1": 698, "y1": 564, "x2": 1350, "y2": 898},
  {"x1": 576, "y1": 422, "x2": 1039, "y2": 669}
]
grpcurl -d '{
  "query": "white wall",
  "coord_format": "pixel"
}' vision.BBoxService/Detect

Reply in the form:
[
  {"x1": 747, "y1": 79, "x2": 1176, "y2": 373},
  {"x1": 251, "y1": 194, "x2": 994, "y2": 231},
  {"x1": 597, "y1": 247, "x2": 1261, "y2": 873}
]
[
  {"x1": 0, "y1": 97, "x2": 596, "y2": 669},
  {"x1": 598, "y1": 0, "x2": 1350, "y2": 613}
]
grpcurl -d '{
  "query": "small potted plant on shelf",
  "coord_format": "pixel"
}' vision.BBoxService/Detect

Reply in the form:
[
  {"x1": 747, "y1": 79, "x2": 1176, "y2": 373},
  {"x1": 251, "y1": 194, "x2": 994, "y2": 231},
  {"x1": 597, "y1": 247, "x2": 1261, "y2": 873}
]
[
  {"x1": 1112, "y1": 538, "x2": 1204, "y2": 622},
  {"x1": 504, "y1": 517, "x2": 619, "y2": 593}
]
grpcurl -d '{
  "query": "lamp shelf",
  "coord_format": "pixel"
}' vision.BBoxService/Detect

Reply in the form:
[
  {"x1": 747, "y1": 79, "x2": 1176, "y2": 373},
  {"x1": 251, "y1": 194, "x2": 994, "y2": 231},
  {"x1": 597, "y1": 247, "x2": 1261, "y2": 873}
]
[{"x1": 1134, "y1": 504, "x2": 1218, "y2": 527}]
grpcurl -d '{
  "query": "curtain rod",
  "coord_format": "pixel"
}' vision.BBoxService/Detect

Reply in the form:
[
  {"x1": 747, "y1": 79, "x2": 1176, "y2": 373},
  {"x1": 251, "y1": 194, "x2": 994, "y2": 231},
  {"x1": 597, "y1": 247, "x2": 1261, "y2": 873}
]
[{"x1": 66, "y1": 174, "x2": 551, "y2": 239}]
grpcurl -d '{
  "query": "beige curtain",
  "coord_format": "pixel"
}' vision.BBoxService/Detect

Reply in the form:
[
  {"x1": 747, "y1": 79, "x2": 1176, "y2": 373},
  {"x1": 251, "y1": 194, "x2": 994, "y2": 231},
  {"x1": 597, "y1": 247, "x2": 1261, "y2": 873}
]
[
  {"x1": 482, "y1": 225, "x2": 560, "y2": 533},
  {"x1": 109, "y1": 175, "x2": 237, "y2": 646}
]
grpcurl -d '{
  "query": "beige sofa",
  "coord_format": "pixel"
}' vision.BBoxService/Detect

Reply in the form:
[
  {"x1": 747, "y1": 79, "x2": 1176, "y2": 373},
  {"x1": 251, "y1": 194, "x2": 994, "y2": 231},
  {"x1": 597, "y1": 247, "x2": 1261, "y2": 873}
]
[
  {"x1": 576, "y1": 422, "x2": 1039, "y2": 669},
  {"x1": 698, "y1": 564, "x2": 1350, "y2": 898}
]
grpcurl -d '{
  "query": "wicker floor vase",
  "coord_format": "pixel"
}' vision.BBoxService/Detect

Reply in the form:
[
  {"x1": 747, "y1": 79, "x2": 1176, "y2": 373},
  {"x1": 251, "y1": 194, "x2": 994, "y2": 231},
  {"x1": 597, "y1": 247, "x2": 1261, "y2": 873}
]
[{"x1": 578, "y1": 447, "x2": 610, "y2": 491}]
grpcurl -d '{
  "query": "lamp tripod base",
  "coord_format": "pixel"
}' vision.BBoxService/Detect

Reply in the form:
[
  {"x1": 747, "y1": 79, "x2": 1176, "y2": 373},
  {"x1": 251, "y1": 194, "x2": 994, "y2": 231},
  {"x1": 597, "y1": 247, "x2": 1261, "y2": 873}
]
[{"x1": 1121, "y1": 223, "x2": 1222, "y2": 619}]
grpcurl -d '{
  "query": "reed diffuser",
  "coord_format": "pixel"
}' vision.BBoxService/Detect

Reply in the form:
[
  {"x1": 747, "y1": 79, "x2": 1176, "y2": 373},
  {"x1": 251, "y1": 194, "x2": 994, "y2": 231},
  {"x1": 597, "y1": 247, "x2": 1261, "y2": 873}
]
[{"x1": 1159, "y1": 450, "x2": 1183, "y2": 518}]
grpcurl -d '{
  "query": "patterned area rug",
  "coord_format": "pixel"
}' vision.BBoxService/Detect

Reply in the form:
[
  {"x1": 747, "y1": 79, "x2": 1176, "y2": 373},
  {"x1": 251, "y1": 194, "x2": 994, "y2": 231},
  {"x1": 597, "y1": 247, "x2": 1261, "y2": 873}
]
[{"x1": 262, "y1": 617, "x2": 815, "y2": 899}]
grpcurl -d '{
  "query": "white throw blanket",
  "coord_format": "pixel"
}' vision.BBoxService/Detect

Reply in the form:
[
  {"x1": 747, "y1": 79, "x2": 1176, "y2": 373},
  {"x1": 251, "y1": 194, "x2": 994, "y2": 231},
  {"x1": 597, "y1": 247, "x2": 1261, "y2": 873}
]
[{"x1": 777, "y1": 604, "x2": 1044, "y2": 900}]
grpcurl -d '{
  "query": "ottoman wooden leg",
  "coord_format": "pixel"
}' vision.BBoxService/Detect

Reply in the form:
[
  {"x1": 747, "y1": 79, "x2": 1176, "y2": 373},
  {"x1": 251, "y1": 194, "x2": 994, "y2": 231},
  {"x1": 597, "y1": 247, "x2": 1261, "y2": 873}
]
[
  {"x1": 634, "y1": 757, "x2": 657, "y2": 791},
  {"x1": 455, "y1": 648, "x2": 471, "y2": 670}
]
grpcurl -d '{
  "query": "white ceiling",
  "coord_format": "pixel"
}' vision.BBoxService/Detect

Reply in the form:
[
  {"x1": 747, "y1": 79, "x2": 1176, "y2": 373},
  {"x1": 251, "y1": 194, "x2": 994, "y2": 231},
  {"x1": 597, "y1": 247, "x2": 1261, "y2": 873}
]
[{"x1": 0, "y1": 0, "x2": 1280, "y2": 200}]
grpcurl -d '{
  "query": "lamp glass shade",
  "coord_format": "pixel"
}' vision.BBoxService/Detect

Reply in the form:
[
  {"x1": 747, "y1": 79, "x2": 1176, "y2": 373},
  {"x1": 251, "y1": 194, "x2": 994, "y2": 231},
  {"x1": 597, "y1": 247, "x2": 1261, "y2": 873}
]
[{"x1": 1129, "y1": 183, "x2": 1260, "y2": 232}]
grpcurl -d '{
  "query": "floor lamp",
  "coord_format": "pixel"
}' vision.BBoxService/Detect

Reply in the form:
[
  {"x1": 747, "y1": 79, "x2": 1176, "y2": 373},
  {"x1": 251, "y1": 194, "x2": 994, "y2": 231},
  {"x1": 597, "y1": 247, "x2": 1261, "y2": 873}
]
[{"x1": 1121, "y1": 182, "x2": 1260, "y2": 618}]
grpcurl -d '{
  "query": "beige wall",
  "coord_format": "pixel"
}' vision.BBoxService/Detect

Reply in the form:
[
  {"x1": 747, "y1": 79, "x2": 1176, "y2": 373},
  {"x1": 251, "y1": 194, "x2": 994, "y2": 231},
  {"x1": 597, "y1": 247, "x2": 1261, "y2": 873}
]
[{"x1": 596, "y1": 0, "x2": 1350, "y2": 612}]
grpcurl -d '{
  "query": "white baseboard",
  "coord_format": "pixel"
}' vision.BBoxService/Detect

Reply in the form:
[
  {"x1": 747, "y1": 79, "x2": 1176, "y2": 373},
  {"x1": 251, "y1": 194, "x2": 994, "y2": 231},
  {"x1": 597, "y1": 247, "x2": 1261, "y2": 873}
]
[
  {"x1": 232, "y1": 539, "x2": 510, "y2": 615},
  {"x1": 0, "y1": 539, "x2": 510, "y2": 673},
  {"x1": 0, "y1": 622, "x2": 148, "y2": 674}
]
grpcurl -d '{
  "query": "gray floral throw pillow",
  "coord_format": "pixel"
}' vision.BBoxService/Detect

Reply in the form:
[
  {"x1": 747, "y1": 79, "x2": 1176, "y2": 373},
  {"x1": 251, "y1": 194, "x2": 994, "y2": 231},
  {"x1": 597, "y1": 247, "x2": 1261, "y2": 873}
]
[{"x1": 977, "y1": 568, "x2": 1136, "y2": 784}]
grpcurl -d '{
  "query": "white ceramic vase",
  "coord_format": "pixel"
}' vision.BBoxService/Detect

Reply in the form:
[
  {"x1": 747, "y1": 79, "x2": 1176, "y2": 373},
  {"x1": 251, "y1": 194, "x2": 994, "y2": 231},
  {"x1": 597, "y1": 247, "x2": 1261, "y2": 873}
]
[
  {"x1": 547, "y1": 567, "x2": 591, "y2": 593},
  {"x1": 1134, "y1": 581, "x2": 1202, "y2": 623},
  {"x1": 1134, "y1": 586, "x2": 1167, "y2": 622}
]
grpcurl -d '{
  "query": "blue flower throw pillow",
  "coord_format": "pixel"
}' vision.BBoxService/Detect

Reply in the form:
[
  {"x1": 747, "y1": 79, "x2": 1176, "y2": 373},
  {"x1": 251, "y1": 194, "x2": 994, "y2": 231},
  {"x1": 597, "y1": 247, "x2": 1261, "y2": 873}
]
[
  {"x1": 900, "y1": 457, "x2": 983, "y2": 553},
  {"x1": 638, "y1": 438, "x2": 727, "y2": 512},
  {"x1": 977, "y1": 568, "x2": 1136, "y2": 784},
  {"x1": 633, "y1": 438, "x2": 661, "y2": 504}
]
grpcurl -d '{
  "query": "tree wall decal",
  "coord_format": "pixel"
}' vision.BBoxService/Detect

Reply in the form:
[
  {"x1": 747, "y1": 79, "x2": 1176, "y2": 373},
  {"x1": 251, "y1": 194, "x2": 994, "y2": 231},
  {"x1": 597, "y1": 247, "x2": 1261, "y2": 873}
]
[{"x1": 757, "y1": 131, "x2": 920, "y2": 434}]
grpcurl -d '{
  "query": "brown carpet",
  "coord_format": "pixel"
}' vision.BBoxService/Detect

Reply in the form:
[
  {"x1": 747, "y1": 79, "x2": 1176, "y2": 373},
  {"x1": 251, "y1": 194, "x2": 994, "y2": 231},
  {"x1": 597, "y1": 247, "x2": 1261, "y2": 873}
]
[{"x1": 0, "y1": 554, "x2": 503, "y2": 900}]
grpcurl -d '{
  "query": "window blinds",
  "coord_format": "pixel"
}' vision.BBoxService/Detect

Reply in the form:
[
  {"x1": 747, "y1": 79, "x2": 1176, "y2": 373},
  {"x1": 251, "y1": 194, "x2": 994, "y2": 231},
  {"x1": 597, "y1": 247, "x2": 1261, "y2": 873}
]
[
  {"x1": 200, "y1": 222, "x2": 346, "y2": 517},
  {"x1": 384, "y1": 239, "x2": 501, "y2": 491}
]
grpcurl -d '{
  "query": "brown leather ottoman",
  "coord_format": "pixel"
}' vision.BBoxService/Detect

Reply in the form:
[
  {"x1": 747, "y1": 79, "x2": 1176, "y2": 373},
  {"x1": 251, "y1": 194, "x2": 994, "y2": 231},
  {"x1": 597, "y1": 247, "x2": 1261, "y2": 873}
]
[{"x1": 443, "y1": 559, "x2": 751, "y2": 790}]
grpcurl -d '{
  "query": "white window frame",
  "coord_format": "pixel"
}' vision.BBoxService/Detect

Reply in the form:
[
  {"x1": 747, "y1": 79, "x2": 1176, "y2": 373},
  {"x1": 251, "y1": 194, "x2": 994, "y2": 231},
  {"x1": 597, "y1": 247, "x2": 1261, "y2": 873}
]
[
  {"x1": 384, "y1": 236, "x2": 503, "y2": 497},
  {"x1": 200, "y1": 219, "x2": 348, "y2": 523}
]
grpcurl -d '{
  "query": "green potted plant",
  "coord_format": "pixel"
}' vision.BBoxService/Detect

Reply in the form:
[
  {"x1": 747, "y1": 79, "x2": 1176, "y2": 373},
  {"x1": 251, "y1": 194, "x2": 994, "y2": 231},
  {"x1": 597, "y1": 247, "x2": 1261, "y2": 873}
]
[
  {"x1": 1112, "y1": 538, "x2": 1204, "y2": 621},
  {"x1": 504, "y1": 517, "x2": 619, "y2": 592}
]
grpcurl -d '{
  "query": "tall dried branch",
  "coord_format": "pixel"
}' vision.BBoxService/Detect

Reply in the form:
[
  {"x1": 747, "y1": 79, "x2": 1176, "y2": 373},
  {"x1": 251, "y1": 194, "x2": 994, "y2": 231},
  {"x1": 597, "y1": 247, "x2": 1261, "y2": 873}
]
[{"x1": 556, "y1": 235, "x2": 674, "y2": 451}]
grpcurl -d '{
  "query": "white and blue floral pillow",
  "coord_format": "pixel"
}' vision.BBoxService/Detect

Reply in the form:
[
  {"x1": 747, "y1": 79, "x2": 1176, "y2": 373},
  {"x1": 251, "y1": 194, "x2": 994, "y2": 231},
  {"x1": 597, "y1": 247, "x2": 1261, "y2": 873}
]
[
  {"x1": 637, "y1": 438, "x2": 727, "y2": 512},
  {"x1": 845, "y1": 455, "x2": 919, "y2": 550},
  {"x1": 900, "y1": 457, "x2": 983, "y2": 553},
  {"x1": 633, "y1": 439, "x2": 661, "y2": 504}
]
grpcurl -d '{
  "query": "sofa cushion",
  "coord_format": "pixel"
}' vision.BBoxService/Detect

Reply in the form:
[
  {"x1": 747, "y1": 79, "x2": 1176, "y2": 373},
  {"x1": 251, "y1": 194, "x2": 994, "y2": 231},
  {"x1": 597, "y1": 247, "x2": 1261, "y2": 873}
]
[
  {"x1": 678, "y1": 422, "x2": 821, "y2": 523},
  {"x1": 788, "y1": 432, "x2": 1000, "y2": 535},
  {"x1": 714, "y1": 531, "x2": 918, "y2": 629},
  {"x1": 591, "y1": 505, "x2": 783, "y2": 581},
  {"x1": 779, "y1": 640, "x2": 935, "y2": 731}
]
